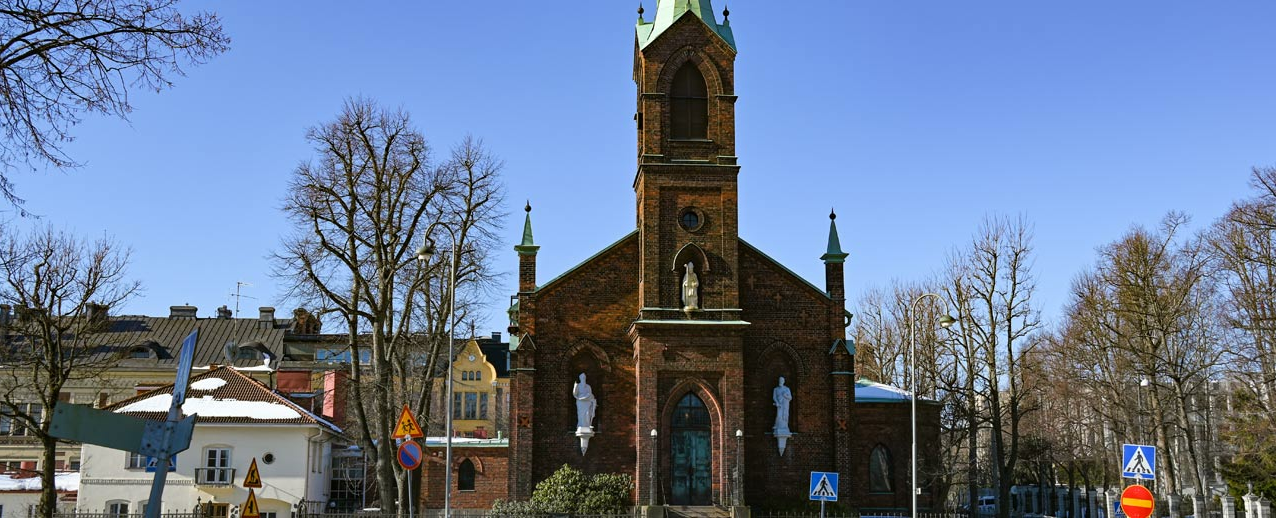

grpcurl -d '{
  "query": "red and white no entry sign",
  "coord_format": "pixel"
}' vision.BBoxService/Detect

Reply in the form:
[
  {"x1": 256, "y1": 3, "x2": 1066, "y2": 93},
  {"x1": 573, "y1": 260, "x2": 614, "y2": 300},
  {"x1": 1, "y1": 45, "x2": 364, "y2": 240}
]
[{"x1": 1120, "y1": 484, "x2": 1155, "y2": 518}]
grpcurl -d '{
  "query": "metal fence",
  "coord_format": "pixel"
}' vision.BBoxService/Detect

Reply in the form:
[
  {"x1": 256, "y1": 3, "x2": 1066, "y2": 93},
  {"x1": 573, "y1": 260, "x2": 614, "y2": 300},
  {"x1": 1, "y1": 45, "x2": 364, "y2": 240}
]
[{"x1": 756, "y1": 511, "x2": 986, "y2": 518}]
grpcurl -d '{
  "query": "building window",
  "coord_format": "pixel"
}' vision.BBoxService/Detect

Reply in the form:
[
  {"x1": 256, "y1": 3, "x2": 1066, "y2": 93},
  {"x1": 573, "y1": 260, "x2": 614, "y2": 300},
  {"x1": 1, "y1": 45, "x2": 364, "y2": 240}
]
[
  {"x1": 464, "y1": 393, "x2": 478, "y2": 420},
  {"x1": 129, "y1": 346, "x2": 152, "y2": 359},
  {"x1": 1, "y1": 403, "x2": 44, "y2": 436},
  {"x1": 200, "y1": 447, "x2": 232, "y2": 484},
  {"x1": 670, "y1": 63, "x2": 708, "y2": 139},
  {"x1": 127, "y1": 452, "x2": 147, "y2": 469},
  {"x1": 107, "y1": 501, "x2": 129, "y2": 517},
  {"x1": 458, "y1": 459, "x2": 476, "y2": 491},
  {"x1": 869, "y1": 444, "x2": 893, "y2": 493},
  {"x1": 479, "y1": 393, "x2": 489, "y2": 420},
  {"x1": 474, "y1": 371, "x2": 481, "y2": 381}
]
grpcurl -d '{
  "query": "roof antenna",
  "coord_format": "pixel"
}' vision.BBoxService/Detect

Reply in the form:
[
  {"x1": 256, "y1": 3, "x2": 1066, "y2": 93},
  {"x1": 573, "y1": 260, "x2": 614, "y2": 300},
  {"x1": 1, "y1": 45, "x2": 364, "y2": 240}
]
[{"x1": 230, "y1": 282, "x2": 256, "y2": 317}]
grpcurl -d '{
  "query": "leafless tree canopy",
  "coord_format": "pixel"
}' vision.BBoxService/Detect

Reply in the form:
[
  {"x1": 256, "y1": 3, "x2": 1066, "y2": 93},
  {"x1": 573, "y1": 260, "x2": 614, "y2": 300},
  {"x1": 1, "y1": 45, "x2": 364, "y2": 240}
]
[
  {"x1": 273, "y1": 98, "x2": 504, "y2": 513},
  {"x1": 0, "y1": 0, "x2": 230, "y2": 209},
  {"x1": 0, "y1": 223, "x2": 138, "y2": 518}
]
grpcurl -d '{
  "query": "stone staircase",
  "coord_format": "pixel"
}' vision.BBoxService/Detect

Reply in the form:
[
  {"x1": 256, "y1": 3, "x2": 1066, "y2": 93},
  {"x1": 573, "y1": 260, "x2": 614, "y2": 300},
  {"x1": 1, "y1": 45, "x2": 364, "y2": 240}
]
[{"x1": 666, "y1": 506, "x2": 734, "y2": 518}]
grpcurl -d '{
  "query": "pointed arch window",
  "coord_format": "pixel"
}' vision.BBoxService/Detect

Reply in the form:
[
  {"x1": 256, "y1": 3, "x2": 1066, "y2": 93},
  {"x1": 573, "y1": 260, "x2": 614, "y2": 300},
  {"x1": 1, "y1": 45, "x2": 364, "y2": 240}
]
[
  {"x1": 670, "y1": 63, "x2": 708, "y2": 139},
  {"x1": 458, "y1": 459, "x2": 476, "y2": 491},
  {"x1": 869, "y1": 444, "x2": 894, "y2": 493}
]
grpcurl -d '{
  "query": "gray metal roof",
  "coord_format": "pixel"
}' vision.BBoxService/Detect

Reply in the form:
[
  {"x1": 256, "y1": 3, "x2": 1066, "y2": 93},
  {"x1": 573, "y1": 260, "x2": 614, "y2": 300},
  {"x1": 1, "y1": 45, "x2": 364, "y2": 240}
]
[{"x1": 83, "y1": 315, "x2": 292, "y2": 369}]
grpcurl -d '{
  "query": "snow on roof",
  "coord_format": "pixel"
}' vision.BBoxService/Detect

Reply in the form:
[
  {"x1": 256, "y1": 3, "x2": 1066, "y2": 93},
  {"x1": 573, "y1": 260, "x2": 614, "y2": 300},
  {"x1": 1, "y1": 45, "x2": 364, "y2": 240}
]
[
  {"x1": 105, "y1": 366, "x2": 341, "y2": 433},
  {"x1": 190, "y1": 378, "x2": 227, "y2": 391},
  {"x1": 0, "y1": 472, "x2": 79, "y2": 492},
  {"x1": 855, "y1": 378, "x2": 914, "y2": 402},
  {"x1": 423, "y1": 436, "x2": 508, "y2": 447},
  {"x1": 118, "y1": 394, "x2": 302, "y2": 419}
]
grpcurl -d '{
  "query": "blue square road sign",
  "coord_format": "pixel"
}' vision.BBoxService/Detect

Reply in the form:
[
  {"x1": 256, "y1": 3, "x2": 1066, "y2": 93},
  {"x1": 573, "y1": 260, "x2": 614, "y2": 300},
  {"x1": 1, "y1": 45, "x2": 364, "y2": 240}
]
[
  {"x1": 1121, "y1": 444, "x2": 1156, "y2": 480},
  {"x1": 810, "y1": 472, "x2": 838, "y2": 501}
]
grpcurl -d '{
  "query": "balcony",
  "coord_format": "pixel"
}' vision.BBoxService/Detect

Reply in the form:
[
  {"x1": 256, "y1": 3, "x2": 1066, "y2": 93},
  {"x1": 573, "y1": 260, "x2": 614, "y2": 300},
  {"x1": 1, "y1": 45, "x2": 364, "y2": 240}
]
[{"x1": 193, "y1": 467, "x2": 236, "y2": 486}]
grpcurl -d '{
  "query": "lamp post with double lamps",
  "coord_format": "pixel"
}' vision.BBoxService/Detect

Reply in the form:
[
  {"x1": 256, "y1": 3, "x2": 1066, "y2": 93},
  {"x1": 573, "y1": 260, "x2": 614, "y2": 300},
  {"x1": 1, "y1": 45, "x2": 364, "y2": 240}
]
[
  {"x1": 415, "y1": 238, "x2": 459, "y2": 518},
  {"x1": 909, "y1": 292, "x2": 956, "y2": 518}
]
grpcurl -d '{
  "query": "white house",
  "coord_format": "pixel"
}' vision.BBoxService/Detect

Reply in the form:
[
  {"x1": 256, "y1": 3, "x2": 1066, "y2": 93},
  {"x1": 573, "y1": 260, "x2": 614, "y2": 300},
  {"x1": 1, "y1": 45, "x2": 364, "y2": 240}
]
[
  {"x1": 0, "y1": 472, "x2": 78, "y2": 518},
  {"x1": 77, "y1": 366, "x2": 345, "y2": 517}
]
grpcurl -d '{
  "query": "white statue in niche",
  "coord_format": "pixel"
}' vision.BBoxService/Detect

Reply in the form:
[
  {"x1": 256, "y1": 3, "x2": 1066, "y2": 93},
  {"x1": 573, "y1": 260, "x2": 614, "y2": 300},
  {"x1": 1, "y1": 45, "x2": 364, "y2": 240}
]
[
  {"x1": 573, "y1": 373, "x2": 596, "y2": 430},
  {"x1": 773, "y1": 376, "x2": 793, "y2": 455},
  {"x1": 682, "y1": 261, "x2": 700, "y2": 311},
  {"x1": 773, "y1": 376, "x2": 792, "y2": 434}
]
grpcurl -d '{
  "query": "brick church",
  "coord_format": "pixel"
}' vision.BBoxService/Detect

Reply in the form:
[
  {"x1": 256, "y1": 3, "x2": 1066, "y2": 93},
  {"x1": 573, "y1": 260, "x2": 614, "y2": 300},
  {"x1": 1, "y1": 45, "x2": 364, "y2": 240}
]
[{"x1": 503, "y1": 0, "x2": 939, "y2": 509}]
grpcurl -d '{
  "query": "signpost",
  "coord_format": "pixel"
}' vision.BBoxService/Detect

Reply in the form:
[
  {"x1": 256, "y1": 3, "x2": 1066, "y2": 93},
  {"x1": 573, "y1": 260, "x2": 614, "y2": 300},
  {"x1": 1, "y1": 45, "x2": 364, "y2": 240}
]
[
  {"x1": 809, "y1": 471, "x2": 839, "y2": 518},
  {"x1": 243, "y1": 457, "x2": 262, "y2": 489},
  {"x1": 393, "y1": 405, "x2": 424, "y2": 439},
  {"x1": 1122, "y1": 444, "x2": 1157, "y2": 480},
  {"x1": 398, "y1": 440, "x2": 423, "y2": 470},
  {"x1": 392, "y1": 406, "x2": 423, "y2": 518},
  {"x1": 242, "y1": 489, "x2": 261, "y2": 518},
  {"x1": 242, "y1": 456, "x2": 263, "y2": 518},
  {"x1": 1120, "y1": 485, "x2": 1155, "y2": 518}
]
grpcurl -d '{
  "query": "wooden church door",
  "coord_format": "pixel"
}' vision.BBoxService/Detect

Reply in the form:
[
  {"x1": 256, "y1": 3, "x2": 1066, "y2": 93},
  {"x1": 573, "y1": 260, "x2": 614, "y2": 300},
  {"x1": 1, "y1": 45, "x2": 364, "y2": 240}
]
[{"x1": 670, "y1": 392, "x2": 712, "y2": 505}]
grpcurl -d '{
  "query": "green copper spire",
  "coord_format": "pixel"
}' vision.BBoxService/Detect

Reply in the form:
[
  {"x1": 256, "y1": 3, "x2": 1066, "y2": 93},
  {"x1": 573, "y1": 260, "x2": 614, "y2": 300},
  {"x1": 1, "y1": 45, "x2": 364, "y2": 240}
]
[
  {"x1": 821, "y1": 209, "x2": 849, "y2": 264},
  {"x1": 636, "y1": 0, "x2": 736, "y2": 51},
  {"x1": 514, "y1": 201, "x2": 540, "y2": 256}
]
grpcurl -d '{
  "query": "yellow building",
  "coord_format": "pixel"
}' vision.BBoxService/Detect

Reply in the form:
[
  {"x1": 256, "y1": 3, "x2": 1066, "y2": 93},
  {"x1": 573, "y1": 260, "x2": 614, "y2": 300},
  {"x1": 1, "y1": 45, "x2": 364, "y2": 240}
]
[{"x1": 432, "y1": 335, "x2": 510, "y2": 439}]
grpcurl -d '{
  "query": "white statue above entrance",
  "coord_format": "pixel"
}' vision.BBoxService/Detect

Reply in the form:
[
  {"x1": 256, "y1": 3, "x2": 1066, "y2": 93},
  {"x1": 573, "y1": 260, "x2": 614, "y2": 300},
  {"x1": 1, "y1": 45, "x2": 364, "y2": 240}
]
[{"x1": 682, "y1": 261, "x2": 700, "y2": 311}]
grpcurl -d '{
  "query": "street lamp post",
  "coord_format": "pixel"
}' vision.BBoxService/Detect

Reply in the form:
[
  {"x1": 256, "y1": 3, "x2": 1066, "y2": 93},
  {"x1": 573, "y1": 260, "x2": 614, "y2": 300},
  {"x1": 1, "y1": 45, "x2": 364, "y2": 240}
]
[
  {"x1": 909, "y1": 292, "x2": 956, "y2": 518},
  {"x1": 649, "y1": 429, "x2": 659, "y2": 506},
  {"x1": 416, "y1": 239, "x2": 459, "y2": 518},
  {"x1": 734, "y1": 429, "x2": 743, "y2": 506}
]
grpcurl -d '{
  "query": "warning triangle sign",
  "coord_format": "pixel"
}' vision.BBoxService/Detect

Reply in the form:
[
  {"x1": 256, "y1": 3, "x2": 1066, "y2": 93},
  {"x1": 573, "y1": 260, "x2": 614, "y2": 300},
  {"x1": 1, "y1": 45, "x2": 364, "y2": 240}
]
[
  {"x1": 812, "y1": 475, "x2": 837, "y2": 498},
  {"x1": 1123, "y1": 448, "x2": 1154, "y2": 476},
  {"x1": 242, "y1": 489, "x2": 260, "y2": 518},
  {"x1": 243, "y1": 458, "x2": 262, "y2": 488},
  {"x1": 393, "y1": 405, "x2": 424, "y2": 439}
]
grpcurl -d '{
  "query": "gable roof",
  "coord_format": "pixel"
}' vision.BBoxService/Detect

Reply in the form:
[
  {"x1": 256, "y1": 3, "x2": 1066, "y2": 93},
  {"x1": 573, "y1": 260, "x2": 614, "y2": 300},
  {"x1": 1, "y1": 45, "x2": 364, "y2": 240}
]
[
  {"x1": 856, "y1": 378, "x2": 938, "y2": 405},
  {"x1": 82, "y1": 315, "x2": 291, "y2": 369},
  {"x1": 106, "y1": 366, "x2": 342, "y2": 433},
  {"x1": 637, "y1": 0, "x2": 736, "y2": 51}
]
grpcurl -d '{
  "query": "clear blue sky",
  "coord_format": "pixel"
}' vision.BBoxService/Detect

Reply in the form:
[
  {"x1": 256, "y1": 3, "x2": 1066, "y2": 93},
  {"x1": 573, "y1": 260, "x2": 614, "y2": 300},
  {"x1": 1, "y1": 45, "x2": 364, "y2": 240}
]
[{"x1": 12, "y1": 1, "x2": 1276, "y2": 333}]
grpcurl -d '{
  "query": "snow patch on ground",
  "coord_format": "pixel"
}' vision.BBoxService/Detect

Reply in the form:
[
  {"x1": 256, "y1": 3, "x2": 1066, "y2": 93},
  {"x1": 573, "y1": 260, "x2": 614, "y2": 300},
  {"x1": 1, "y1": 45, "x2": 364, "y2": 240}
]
[
  {"x1": 118, "y1": 394, "x2": 302, "y2": 419},
  {"x1": 0, "y1": 472, "x2": 79, "y2": 491}
]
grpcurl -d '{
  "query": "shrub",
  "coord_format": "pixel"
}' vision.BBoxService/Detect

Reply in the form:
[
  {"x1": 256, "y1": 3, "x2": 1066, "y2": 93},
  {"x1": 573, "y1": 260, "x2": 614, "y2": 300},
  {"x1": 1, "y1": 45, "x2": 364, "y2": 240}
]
[{"x1": 492, "y1": 465, "x2": 634, "y2": 515}]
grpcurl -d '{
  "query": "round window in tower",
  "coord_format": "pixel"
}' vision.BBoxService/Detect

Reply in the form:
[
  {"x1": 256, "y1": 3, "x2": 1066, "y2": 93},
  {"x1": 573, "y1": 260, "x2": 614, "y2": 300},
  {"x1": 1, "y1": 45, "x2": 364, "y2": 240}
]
[{"x1": 679, "y1": 207, "x2": 705, "y2": 232}]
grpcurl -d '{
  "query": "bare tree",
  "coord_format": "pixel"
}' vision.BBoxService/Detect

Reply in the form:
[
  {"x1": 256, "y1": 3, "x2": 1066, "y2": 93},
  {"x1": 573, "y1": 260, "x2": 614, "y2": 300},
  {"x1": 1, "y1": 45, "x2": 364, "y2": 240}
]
[
  {"x1": 274, "y1": 99, "x2": 503, "y2": 513},
  {"x1": 0, "y1": 0, "x2": 229, "y2": 209},
  {"x1": 0, "y1": 224, "x2": 139, "y2": 518},
  {"x1": 1059, "y1": 213, "x2": 1222, "y2": 496},
  {"x1": 943, "y1": 215, "x2": 1041, "y2": 518}
]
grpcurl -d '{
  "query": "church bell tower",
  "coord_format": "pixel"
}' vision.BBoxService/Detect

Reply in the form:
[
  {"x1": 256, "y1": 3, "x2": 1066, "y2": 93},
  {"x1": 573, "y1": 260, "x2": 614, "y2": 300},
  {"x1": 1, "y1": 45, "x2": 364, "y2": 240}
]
[
  {"x1": 633, "y1": 0, "x2": 740, "y2": 317},
  {"x1": 631, "y1": 0, "x2": 746, "y2": 506}
]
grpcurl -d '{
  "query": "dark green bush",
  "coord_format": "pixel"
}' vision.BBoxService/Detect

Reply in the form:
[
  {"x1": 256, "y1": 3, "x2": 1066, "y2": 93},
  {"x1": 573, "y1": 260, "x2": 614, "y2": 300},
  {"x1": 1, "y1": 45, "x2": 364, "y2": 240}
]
[{"x1": 491, "y1": 465, "x2": 634, "y2": 515}]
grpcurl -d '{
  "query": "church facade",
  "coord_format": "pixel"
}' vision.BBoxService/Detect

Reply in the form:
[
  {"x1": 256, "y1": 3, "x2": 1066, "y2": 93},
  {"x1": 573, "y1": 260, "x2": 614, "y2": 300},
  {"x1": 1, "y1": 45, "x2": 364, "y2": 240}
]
[{"x1": 505, "y1": 0, "x2": 939, "y2": 508}]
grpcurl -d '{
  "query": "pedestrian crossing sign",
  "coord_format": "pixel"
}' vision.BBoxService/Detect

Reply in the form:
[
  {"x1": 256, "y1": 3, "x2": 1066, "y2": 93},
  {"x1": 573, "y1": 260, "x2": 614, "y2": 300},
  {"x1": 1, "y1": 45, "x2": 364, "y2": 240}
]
[
  {"x1": 1121, "y1": 444, "x2": 1156, "y2": 480},
  {"x1": 810, "y1": 471, "x2": 839, "y2": 501}
]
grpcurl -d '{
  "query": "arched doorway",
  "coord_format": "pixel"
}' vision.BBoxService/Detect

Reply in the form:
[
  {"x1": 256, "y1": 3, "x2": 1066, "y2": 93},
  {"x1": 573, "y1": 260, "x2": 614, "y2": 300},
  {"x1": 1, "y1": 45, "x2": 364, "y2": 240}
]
[{"x1": 670, "y1": 392, "x2": 712, "y2": 505}]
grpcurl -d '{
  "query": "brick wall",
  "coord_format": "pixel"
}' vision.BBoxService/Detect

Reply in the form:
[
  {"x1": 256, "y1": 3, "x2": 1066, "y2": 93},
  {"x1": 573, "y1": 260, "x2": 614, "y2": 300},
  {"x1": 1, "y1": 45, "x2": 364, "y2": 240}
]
[{"x1": 421, "y1": 445, "x2": 509, "y2": 509}]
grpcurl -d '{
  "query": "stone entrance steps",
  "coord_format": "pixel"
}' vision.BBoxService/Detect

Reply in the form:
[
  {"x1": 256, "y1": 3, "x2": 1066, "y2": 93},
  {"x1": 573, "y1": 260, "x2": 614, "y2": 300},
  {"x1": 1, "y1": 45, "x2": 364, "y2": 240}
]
[{"x1": 666, "y1": 506, "x2": 733, "y2": 518}]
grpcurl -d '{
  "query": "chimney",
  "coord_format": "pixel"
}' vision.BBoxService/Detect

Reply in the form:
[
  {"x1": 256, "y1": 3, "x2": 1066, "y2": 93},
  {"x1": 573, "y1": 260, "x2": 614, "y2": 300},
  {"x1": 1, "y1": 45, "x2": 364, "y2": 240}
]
[
  {"x1": 87, "y1": 303, "x2": 109, "y2": 328},
  {"x1": 216, "y1": 305, "x2": 233, "y2": 319},
  {"x1": 491, "y1": 332, "x2": 502, "y2": 343},
  {"x1": 170, "y1": 305, "x2": 198, "y2": 319},
  {"x1": 0, "y1": 304, "x2": 10, "y2": 328},
  {"x1": 258, "y1": 307, "x2": 276, "y2": 328}
]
